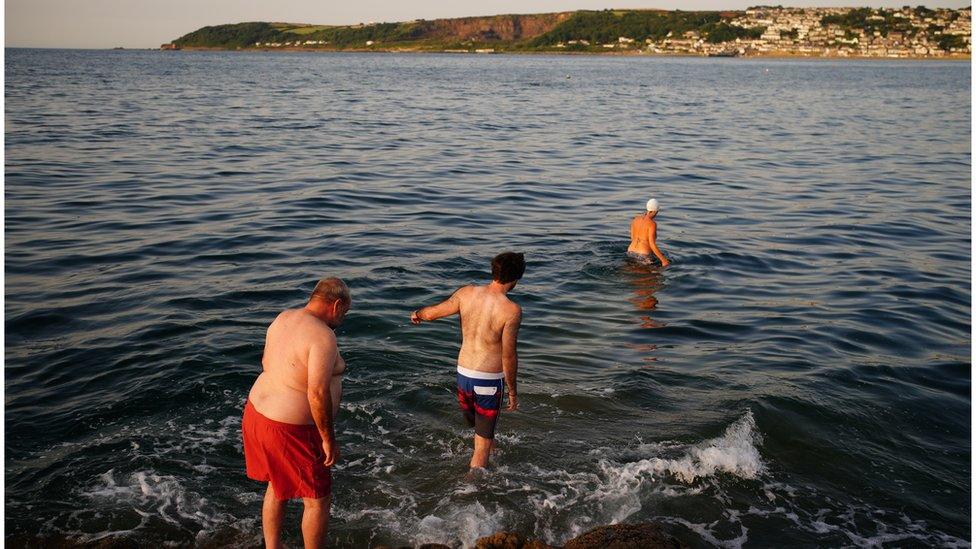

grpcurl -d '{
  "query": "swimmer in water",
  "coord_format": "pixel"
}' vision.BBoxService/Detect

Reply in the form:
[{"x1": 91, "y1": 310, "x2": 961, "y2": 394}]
[
  {"x1": 410, "y1": 252, "x2": 524, "y2": 471},
  {"x1": 627, "y1": 198, "x2": 670, "y2": 267}
]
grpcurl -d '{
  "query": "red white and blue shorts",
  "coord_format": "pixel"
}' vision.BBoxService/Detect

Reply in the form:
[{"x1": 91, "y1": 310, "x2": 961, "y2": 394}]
[{"x1": 456, "y1": 366, "x2": 504, "y2": 439}]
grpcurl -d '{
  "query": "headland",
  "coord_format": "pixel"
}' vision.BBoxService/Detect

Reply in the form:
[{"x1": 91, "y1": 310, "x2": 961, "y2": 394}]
[{"x1": 161, "y1": 7, "x2": 972, "y2": 59}]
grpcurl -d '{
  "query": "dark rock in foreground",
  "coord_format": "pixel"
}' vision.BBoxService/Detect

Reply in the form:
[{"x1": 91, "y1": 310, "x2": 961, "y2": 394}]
[
  {"x1": 472, "y1": 523, "x2": 686, "y2": 549},
  {"x1": 476, "y1": 532, "x2": 530, "y2": 549},
  {"x1": 564, "y1": 523, "x2": 686, "y2": 549},
  {"x1": 475, "y1": 531, "x2": 553, "y2": 549}
]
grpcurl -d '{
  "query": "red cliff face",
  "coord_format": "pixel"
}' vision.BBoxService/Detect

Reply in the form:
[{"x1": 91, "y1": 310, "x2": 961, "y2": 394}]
[{"x1": 422, "y1": 12, "x2": 573, "y2": 42}]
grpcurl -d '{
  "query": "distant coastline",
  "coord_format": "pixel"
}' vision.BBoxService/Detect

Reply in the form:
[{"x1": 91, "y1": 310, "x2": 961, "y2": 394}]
[
  {"x1": 168, "y1": 45, "x2": 972, "y2": 61},
  {"x1": 162, "y1": 6, "x2": 972, "y2": 60}
]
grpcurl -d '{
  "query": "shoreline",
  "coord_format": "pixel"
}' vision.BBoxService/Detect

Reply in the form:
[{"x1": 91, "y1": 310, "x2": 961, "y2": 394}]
[{"x1": 173, "y1": 46, "x2": 971, "y2": 61}]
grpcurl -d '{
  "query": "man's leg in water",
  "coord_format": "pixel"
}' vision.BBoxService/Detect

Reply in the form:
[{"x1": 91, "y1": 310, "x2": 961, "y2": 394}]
[
  {"x1": 470, "y1": 434, "x2": 494, "y2": 469},
  {"x1": 263, "y1": 483, "x2": 285, "y2": 549},
  {"x1": 301, "y1": 494, "x2": 332, "y2": 549}
]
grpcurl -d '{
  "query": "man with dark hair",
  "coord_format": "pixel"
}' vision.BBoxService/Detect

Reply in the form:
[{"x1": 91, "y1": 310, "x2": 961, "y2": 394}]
[
  {"x1": 411, "y1": 252, "x2": 525, "y2": 470},
  {"x1": 243, "y1": 277, "x2": 350, "y2": 549}
]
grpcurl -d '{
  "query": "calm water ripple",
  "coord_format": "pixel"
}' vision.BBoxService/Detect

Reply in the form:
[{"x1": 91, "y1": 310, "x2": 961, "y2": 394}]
[{"x1": 5, "y1": 49, "x2": 971, "y2": 548}]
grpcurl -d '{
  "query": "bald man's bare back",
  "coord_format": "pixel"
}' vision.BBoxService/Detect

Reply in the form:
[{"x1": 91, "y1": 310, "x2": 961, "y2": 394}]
[{"x1": 248, "y1": 309, "x2": 346, "y2": 425}]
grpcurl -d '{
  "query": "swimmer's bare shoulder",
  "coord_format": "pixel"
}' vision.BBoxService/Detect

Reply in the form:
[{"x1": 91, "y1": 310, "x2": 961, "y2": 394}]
[
  {"x1": 505, "y1": 299, "x2": 521, "y2": 320},
  {"x1": 453, "y1": 284, "x2": 476, "y2": 304}
]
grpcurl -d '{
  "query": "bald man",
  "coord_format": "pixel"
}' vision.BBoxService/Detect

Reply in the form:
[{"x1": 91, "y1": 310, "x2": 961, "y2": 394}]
[{"x1": 242, "y1": 278, "x2": 350, "y2": 549}]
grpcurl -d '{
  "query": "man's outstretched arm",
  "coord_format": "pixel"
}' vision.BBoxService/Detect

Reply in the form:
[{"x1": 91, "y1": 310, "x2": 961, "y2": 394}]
[
  {"x1": 502, "y1": 307, "x2": 522, "y2": 411},
  {"x1": 411, "y1": 287, "x2": 464, "y2": 324},
  {"x1": 307, "y1": 334, "x2": 339, "y2": 467}
]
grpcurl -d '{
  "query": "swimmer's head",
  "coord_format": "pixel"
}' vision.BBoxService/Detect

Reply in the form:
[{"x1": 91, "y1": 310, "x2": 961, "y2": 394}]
[
  {"x1": 491, "y1": 251, "x2": 525, "y2": 289},
  {"x1": 646, "y1": 198, "x2": 659, "y2": 213}
]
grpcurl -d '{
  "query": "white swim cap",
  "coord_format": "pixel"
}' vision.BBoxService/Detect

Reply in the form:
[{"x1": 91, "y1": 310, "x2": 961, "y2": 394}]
[{"x1": 646, "y1": 198, "x2": 659, "y2": 212}]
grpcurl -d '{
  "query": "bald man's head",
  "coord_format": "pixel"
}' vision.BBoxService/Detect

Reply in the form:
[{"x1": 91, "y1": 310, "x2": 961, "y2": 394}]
[{"x1": 310, "y1": 277, "x2": 350, "y2": 305}]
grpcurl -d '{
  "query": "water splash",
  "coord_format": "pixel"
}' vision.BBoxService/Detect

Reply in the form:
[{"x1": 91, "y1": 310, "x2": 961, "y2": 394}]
[{"x1": 645, "y1": 410, "x2": 764, "y2": 483}]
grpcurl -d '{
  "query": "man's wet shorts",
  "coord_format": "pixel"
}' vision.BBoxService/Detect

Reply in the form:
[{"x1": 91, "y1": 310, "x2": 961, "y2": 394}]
[
  {"x1": 242, "y1": 400, "x2": 332, "y2": 500},
  {"x1": 456, "y1": 366, "x2": 504, "y2": 439}
]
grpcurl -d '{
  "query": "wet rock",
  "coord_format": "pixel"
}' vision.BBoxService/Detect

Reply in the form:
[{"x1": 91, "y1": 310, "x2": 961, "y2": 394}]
[
  {"x1": 475, "y1": 531, "x2": 555, "y2": 549},
  {"x1": 564, "y1": 523, "x2": 686, "y2": 549},
  {"x1": 476, "y1": 532, "x2": 525, "y2": 549}
]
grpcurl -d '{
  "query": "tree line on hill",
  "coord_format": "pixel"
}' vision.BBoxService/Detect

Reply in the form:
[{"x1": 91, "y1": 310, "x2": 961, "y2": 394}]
[
  {"x1": 174, "y1": 22, "x2": 286, "y2": 49},
  {"x1": 172, "y1": 11, "x2": 768, "y2": 49},
  {"x1": 529, "y1": 11, "x2": 765, "y2": 45},
  {"x1": 171, "y1": 8, "x2": 965, "y2": 51}
]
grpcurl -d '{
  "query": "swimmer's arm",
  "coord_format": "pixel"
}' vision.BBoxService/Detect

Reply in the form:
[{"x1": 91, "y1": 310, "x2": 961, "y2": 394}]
[
  {"x1": 308, "y1": 334, "x2": 339, "y2": 466},
  {"x1": 502, "y1": 307, "x2": 522, "y2": 411},
  {"x1": 648, "y1": 223, "x2": 670, "y2": 267},
  {"x1": 411, "y1": 287, "x2": 464, "y2": 324}
]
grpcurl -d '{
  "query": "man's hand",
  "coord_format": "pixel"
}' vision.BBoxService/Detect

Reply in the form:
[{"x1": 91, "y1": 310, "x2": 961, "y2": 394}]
[
  {"x1": 410, "y1": 310, "x2": 422, "y2": 324},
  {"x1": 322, "y1": 437, "x2": 340, "y2": 467},
  {"x1": 505, "y1": 392, "x2": 519, "y2": 412},
  {"x1": 661, "y1": 258, "x2": 670, "y2": 268}
]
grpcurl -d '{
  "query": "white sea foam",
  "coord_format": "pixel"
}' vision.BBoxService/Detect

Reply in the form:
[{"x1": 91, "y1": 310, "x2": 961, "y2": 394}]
[
  {"x1": 645, "y1": 411, "x2": 764, "y2": 483},
  {"x1": 78, "y1": 469, "x2": 260, "y2": 545},
  {"x1": 77, "y1": 403, "x2": 955, "y2": 549},
  {"x1": 661, "y1": 516, "x2": 750, "y2": 549},
  {"x1": 335, "y1": 480, "x2": 509, "y2": 549},
  {"x1": 413, "y1": 501, "x2": 508, "y2": 548},
  {"x1": 492, "y1": 412, "x2": 766, "y2": 544},
  {"x1": 737, "y1": 482, "x2": 973, "y2": 549},
  {"x1": 72, "y1": 402, "x2": 958, "y2": 549}
]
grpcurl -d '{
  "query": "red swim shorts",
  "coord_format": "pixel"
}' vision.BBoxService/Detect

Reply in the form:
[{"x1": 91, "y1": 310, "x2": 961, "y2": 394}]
[{"x1": 242, "y1": 400, "x2": 332, "y2": 501}]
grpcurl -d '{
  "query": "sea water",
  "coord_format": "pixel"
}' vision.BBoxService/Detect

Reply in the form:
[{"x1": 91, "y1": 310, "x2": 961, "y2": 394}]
[{"x1": 5, "y1": 49, "x2": 970, "y2": 547}]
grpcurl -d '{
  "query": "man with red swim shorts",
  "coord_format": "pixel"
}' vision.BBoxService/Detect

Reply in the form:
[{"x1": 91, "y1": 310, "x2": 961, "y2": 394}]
[
  {"x1": 243, "y1": 278, "x2": 350, "y2": 549},
  {"x1": 411, "y1": 252, "x2": 525, "y2": 470}
]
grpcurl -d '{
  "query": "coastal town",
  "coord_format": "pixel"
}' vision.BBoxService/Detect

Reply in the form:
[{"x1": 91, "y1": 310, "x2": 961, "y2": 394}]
[{"x1": 640, "y1": 6, "x2": 972, "y2": 57}]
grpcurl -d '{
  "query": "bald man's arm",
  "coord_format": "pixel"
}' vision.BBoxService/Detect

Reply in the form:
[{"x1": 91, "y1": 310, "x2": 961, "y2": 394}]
[{"x1": 307, "y1": 332, "x2": 339, "y2": 466}]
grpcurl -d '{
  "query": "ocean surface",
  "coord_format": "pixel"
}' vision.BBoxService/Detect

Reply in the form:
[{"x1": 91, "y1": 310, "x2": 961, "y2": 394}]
[{"x1": 4, "y1": 49, "x2": 971, "y2": 548}]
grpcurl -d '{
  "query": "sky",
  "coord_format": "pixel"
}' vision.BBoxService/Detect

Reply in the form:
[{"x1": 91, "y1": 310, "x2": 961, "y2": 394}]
[{"x1": 5, "y1": 0, "x2": 972, "y2": 49}]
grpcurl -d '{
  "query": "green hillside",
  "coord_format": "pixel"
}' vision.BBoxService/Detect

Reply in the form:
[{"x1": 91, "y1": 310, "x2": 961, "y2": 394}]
[
  {"x1": 170, "y1": 10, "x2": 766, "y2": 51},
  {"x1": 165, "y1": 7, "x2": 970, "y2": 56},
  {"x1": 529, "y1": 11, "x2": 758, "y2": 45}
]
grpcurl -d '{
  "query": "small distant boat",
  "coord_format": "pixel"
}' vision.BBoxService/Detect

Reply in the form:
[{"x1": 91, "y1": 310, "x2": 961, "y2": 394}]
[
  {"x1": 708, "y1": 50, "x2": 738, "y2": 57},
  {"x1": 160, "y1": 43, "x2": 181, "y2": 51}
]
